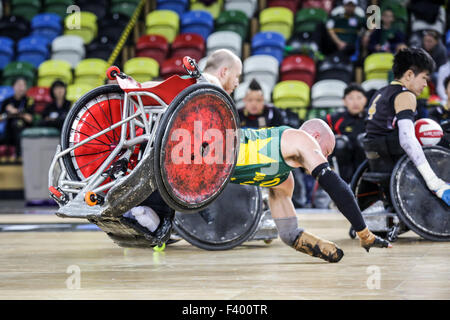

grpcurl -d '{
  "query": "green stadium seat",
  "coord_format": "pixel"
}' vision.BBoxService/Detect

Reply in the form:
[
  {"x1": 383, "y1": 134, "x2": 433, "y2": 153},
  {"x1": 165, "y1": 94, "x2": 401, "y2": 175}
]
[
  {"x1": 44, "y1": 0, "x2": 75, "y2": 19},
  {"x1": 11, "y1": 0, "x2": 42, "y2": 21},
  {"x1": 273, "y1": 80, "x2": 310, "y2": 119},
  {"x1": 64, "y1": 11, "x2": 98, "y2": 45},
  {"x1": 216, "y1": 10, "x2": 249, "y2": 40},
  {"x1": 294, "y1": 7, "x2": 328, "y2": 33},
  {"x1": 259, "y1": 7, "x2": 293, "y2": 40},
  {"x1": 74, "y1": 58, "x2": 109, "y2": 86},
  {"x1": 145, "y1": 10, "x2": 180, "y2": 43},
  {"x1": 37, "y1": 59, "x2": 73, "y2": 87},
  {"x1": 364, "y1": 52, "x2": 394, "y2": 80},
  {"x1": 2, "y1": 61, "x2": 36, "y2": 88},
  {"x1": 124, "y1": 57, "x2": 159, "y2": 82},
  {"x1": 67, "y1": 83, "x2": 95, "y2": 103}
]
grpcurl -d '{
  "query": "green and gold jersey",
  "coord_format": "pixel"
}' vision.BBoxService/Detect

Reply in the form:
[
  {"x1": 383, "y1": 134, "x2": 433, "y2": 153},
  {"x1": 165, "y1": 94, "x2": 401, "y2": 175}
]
[{"x1": 230, "y1": 126, "x2": 296, "y2": 187}]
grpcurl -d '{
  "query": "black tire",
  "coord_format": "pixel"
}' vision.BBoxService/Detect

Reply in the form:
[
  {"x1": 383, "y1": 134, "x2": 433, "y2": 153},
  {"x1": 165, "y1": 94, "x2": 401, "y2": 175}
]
[
  {"x1": 153, "y1": 83, "x2": 240, "y2": 213},
  {"x1": 61, "y1": 84, "x2": 125, "y2": 181}
]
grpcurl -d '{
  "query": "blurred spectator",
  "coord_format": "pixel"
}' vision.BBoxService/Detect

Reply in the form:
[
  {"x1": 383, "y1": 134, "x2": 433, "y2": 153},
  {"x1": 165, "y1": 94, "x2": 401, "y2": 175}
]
[
  {"x1": 237, "y1": 79, "x2": 307, "y2": 208},
  {"x1": 368, "y1": 8, "x2": 406, "y2": 54},
  {"x1": 422, "y1": 30, "x2": 448, "y2": 70},
  {"x1": 323, "y1": 0, "x2": 366, "y2": 60},
  {"x1": 238, "y1": 79, "x2": 284, "y2": 129},
  {"x1": 429, "y1": 75, "x2": 450, "y2": 148},
  {"x1": 436, "y1": 57, "x2": 450, "y2": 102},
  {"x1": 39, "y1": 80, "x2": 71, "y2": 131},
  {"x1": 325, "y1": 83, "x2": 367, "y2": 183},
  {"x1": 0, "y1": 77, "x2": 35, "y2": 160}
]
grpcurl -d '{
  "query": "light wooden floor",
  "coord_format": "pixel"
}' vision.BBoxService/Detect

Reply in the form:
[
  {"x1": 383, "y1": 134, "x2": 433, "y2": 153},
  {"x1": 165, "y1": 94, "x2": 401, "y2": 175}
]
[{"x1": 0, "y1": 212, "x2": 449, "y2": 300}]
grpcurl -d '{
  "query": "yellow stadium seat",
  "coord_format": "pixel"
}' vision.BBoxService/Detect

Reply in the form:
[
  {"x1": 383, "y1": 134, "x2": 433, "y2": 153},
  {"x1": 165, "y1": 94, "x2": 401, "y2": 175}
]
[
  {"x1": 64, "y1": 11, "x2": 98, "y2": 45},
  {"x1": 259, "y1": 7, "x2": 294, "y2": 40},
  {"x1": 190, "y1": 0, "x2": 223, "y2": 19},
  {"x1": 418, "y1": 85, "x2": 430, "y2": 100},
  {"x1": 67, "y1": 83, "x2": 96, "y2": 103},
  {"x1": 364, "y1": 53, "x2": 394, "y2": 80},
  {"x1": 273, "y1": 80, "x2": 310, "y2": 109},
  {"x1": 74, "y1": 58, "x2": 109, "y2": 86},
  {"x1": 124, "y1": 57, "x2": 159, "y2": 82},
  {"x1": 145, "y1": 10, "x2": 179, "y2": 43},
  {"x1": 37, "y1": 59, "x2": 73, "y2": 87}
]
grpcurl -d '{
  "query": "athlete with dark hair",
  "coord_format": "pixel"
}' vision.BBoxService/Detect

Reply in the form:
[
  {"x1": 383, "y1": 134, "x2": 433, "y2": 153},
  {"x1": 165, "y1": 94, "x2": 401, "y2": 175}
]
[{"x1": 364, "y1": 47, "x2": 450, "y2": 205}]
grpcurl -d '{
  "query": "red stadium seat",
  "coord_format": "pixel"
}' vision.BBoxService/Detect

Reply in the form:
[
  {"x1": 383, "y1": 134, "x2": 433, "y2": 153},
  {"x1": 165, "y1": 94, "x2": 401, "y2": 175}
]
[
  {"x1": 27, "y1": 86, "x2": 52, "y2": 114},
  {"x1": 171, "y1": 33, "x2": 205, "y2": 62},
  {"x1": 280, "y1": 55, "x2": 316, "y2": 87},
  {"x1": 268, "y1": 0, "x2": 300, "y2": 13},
  {"x1": 301, "y1": 0, "x2": 334, "y2": 14},
  {"x1": 160, "y1": 56, "x2": 186, "y2": 79},
  {"x1": 135, "y1": 34, "x2": 169, "y2": 66}
]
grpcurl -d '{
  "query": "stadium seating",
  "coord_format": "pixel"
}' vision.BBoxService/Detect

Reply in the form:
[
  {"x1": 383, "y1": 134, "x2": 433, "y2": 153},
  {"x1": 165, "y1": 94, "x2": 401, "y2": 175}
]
[
  {"x1": 111, "y1": 0, "x2": 140, "y2": 18},
  {"x1": 410, "y1": 6, "x2": 446, "y2": 35},
  {"x1": 216, "y1": 10, "x2": 249, "y2": 41},
  {"x1": 280, "y1": 55, "x2": 316, "y2": 87},
  {"x1": 316, "y1": 54, "x2": 353, "y2": 83},
  {"x1": 224, "y1": 0, "x2": 257, "y2": 19},
  {"x1": 145, "y1": 10, "x2": 180, "y2": 43},
  {"x1": 267, "y1": 0, "x2": 300, "y2": 13},
  {"x1": 31, "y1": 13, "x2": 62, "y2": 42},
  {"x1": 259, "y1": 7, "x2": 294, "y2": 41},
  {"x1": 78, "y1": 0, "x2": 108, "y2": 20},
  {"x1": 17, "y1": 35, "x2": 51, "y2": 68},
  {"x1": 286, "y1": 31, "x2": 320, "y2": 58},
  {"x1": 124, "y1": 57, "x2": 160, "y2": 82},
  {"x1": 74, "y1": 58, "x2": 109, "y2": 86},
  {"x1": 171, "y1": 33, "x2": 205, "y2": 62},
  {"x1": 136, "y1": 34, "x2": 169, "y2": 66},
  {"x1": 26, "y1": 86, "x2": 52, "y2": 113},
  {"x1": 311, "y1": 79, "x2": 346, "y2": 108},
  {"x1": 51, "y1": 35, "x2": 85, "y2": 68},
  {"x1": 181, "y1": 10, "x2": 214, "y2": 41},
  {"x1": 66, "y1": 83, "x2": 95, "y2": 103},
  {"x1": 98, "y1": 13, "x2": 130, "y2": 43},
  {"x1": 157, "y1": 0, "x2": 189, "y2": 16},
  {"x1": 234, "y1": 80, "x2": 272, "y2": 109},
  {"x1": 190, "y1": 0, "x2": 223, "y2": 19},
  {"x1": 0, "y1": 37, "x2": 15, "y2": 70},
  {"x1": 251, "y1": 32, "x2": 285, "y2": 64},
  {"x1": 86, "y1": 36, "x2": 115, "y2": 61},
  {"x1": 0, "y1": 15, "x2": 30, "y2": 41},
  {"x1": 446, "y1": 30, "x2": 450, "y2": 52},
  {"x1": 273, "y1": 80, "x2": 310, "y2": 119},
  {"x1": 243, "y1": 54, "x2": 279, "y2": 89},
  {"x1": 44, "y1": 0, "x2": 74, "y2": 18},
  {"x1": 0, "y1": 86, "x2": 15, "y2": 106},
  {"x1": 302, "y1": 0, "x2": 335, "y2": 14},
  {"x1": 11, "y1": 0, "x2": 41, "y2": 21},
  {"x1": 361, "y1": 79, "x2": 388, "y2": 101},
  {"x1": 207, "y1": 31, "x2": 242, "y2": 58},
  {"x1": 37, "y1": 60, "x2": 73, "y2": 87},
  {"x1": 64, "y1": 11, "x2": 98, "y2": 45},
  {"x1": 160, "y1": 57, "x2": 187, "y2": 79},
  {"x1": 294, "y1": 7, "x2": 328, "y2": 34},
  {"x1": 2, "y1": 61, "x2": 36, "y2": 88},
  {"x1": 364, "y1": 52, "x2": 394, "y2": 81}
]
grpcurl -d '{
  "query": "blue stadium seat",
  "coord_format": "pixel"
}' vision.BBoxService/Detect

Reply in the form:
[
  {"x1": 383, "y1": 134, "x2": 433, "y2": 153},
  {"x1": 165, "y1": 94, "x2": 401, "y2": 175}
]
[
  {"x1": 17, "y1": 35, "x2": 51, "y2": 68},
  {"x1": 0, "y1": 86, "x2": 15, "y2": 107},
  {"x1": 157, "y1": 0, "x2": 189, "y2": 16},
  {"x1": 446, "y1": 30, "x2": 450, "y2": 52},
  {"x1": 0, "y1": 37, "x2": 14, "y2": 70},
  {"x1": 181, "y1": 10, "x2": 214, "y2": 41},
  {"x1": 31, "y1": 13, "x2": 62, "y2": 42},
  {"x1": 251, "y1": 31, "x2": 285, "y2": 63}
]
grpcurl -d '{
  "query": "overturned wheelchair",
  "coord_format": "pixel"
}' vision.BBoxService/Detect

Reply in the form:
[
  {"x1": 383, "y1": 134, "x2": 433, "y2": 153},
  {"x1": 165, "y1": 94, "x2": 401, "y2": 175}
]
[
  {"x1": 349, "y1": 135, "x2": 449, "y2": 242},
  {"x1": 48, "y1": 57, "x2": 277, "y2": 251}
]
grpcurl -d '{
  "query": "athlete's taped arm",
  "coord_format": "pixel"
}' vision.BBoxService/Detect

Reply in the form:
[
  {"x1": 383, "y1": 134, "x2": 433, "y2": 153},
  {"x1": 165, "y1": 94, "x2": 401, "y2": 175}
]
[{"x1": 311, "y1": 162, "x2": 366, "y2": 232}]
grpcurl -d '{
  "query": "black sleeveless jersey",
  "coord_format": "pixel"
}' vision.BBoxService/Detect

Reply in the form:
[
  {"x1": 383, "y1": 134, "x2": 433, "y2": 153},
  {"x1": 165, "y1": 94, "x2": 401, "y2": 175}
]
[{"x1": 365, "y1": 81, "x2": 414, "y2": 139}]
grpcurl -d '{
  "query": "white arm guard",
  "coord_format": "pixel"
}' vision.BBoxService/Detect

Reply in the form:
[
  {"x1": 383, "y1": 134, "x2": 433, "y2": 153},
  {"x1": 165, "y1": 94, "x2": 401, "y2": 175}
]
[{"x1": 398, "y1": 119, "x2": 445, "y2": 191}]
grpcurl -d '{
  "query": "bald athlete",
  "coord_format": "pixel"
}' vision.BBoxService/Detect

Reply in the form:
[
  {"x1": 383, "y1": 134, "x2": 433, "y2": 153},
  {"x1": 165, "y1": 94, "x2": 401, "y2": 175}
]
[{"x1": 142, "y1": 49, "x2": 391, "y2": 262}]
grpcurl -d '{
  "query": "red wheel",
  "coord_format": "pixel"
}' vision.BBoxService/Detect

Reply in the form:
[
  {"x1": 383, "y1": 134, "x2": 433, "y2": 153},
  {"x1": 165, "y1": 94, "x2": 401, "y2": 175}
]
[
  {"x1": 154, "y1": 83, "x2": 239, "y2": 213},
  {"x1": 61, "y1": 85, "x2": 145, "y2": 183},
  {"x1": 106, "y1": 66, "x2": 120, "y2": 80}
]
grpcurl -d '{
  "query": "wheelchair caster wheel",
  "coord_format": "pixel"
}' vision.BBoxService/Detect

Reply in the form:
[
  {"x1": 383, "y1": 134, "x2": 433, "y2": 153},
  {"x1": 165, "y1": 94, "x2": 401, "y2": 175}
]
[
  {"x1": 349, "y1": 227, "x2": 356, "y2": 239},
  {"x1": 264, "y1": 240, "x2": 272, "y2": 245},
  {"x1": 85, "y1": 191, "x2": 103, "y2": 206},
  {"x1": 153, "y1": 243, "x2": 166, "y2": 252},
  {"x1": 387, "y1": 227, "x2": 399, "y2": 242}
]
